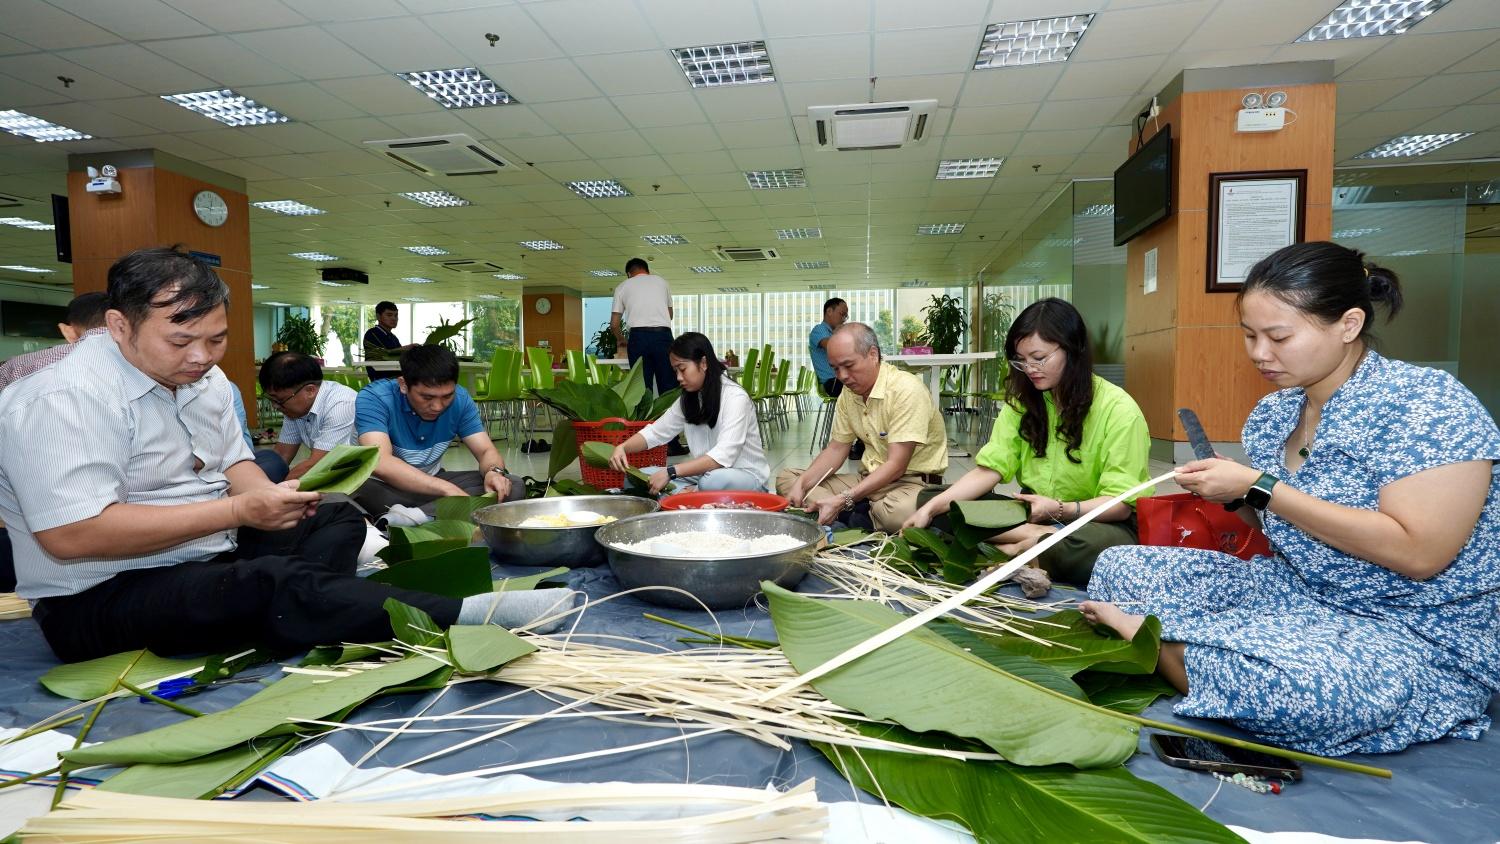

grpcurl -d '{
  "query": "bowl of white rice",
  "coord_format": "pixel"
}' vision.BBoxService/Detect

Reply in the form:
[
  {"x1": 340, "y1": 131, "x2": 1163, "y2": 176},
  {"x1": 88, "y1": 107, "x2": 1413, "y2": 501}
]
[
  {"x1": 474, "y1": 495, "x2": 660, "y2": 568},
  {"x1": 594, "y1": 510, "x2": 822, "y2": 609}
]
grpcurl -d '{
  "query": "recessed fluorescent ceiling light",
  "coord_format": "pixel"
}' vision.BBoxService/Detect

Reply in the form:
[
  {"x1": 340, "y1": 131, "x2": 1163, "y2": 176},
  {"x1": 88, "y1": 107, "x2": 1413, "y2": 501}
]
[
  {"x1": 161, "y1": 89, "x2": 289, "y2": 126},
  {"x1": 975, "y1": 15, "x2": 1094, "y2": 69},
  {"x1": 0, "y1": 265, "x2": 52, "y2": 273},
  {"x1": 672, "y1": 41, "x2": 774, "y2": 88},
  {"x1": 403, "y1": 245, "x2": 448, "y2": 255},
  {"x1": 690, "y1": 265, "x2": 723, "y2": 273},
  {"x1": 291, "y1": 252, "x2": 340, "y2": 261},
  {"x1": 0, "y1": 109, "x2": 92, "y2": 142},
  {"x1": 718, "y1": 286, "x2": 750, "y2": 293},
  {"x1": 589, "y1": 269, "x2": 621, "y2": 277},
  {"x1": 1079, "y1": 204, "x2": 1114, "y2": 217},
  {"x1": 900, "y1": 280, "x2": 925, "y2": 287},
  {"x1": 260, "y1": 301, "x2": 294, "y2": 306},
  {"x1": 1389, "y1": 249, "x2": 1430, "y2": 256},
  {"x1": 917, "y1": 223, "x2": 965, "y2": 235},
  {"x1": 643, "y1": 234, "x2": 688, "y2": 245},
  {"x1": 317, "y1": 280, "x2": 349, "y2": 287},
  {"x1": 250, "y1": 283, "x2": 270, "y2": 290},
  {"x1": 809, "y1": 284, "x2": 835, "y2": 290},
  {"x1": 400, "y1": 296, "x2": 427, "y2": 302},
  {"x1": 795, "y1": 260, "x2": 830, "y2": 270},
  {"x1": 493, "y1": 273, "x2": 526, "y2": 280},
  {"x1": 0, "y1": 216, "x2": 54, "y2": 230},
  {"x1": 400, "y1": 190, "x2": 470, "y2": 207},
  {"x1": 402, "y1": 277, "x2": 436, "y2": 284},
  {"x1": 567, "y1": 180, "x2": 631, "y2": 198},
  {"x1": 776, "y1": 227, "x2": 821, "y2": 239},
  {"x1": 396, "y1": 67, "x2": 514, "y2": 108},
  {"x1": 1297, "y1": 0, "x2": 1451, "y2": 41},
  {"x1": 477, "y1": 293, "x2": 504, "y2": 300},
  {"x1": 1334, "y1": 227, "x2": 1380, "y2": 238},
  {"x1": 1353, "y1": 133, "x2": 1472, "y2": 159},
  {"x1": 936, "y1": 158, "x2": 1003, "y2": 179},
  {"x1": 519, "y1": 240, "x2": 564, "y2": 250},
  {"x1": 253, "y1": 200, "x2": 324, "y2": 216},
  {"x1": 745, "y1": 169, "x2": 806, "y2": 190}
]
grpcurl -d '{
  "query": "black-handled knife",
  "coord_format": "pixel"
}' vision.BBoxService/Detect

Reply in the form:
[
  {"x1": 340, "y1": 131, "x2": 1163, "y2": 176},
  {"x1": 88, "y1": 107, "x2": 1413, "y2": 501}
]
[{"x1": 1178, "y1": 408, "x2": 1243, "y2": 511}]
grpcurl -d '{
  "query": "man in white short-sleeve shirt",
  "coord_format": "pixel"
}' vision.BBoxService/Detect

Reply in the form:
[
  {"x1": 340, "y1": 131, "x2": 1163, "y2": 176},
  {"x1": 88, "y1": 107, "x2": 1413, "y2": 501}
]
[
  {"x1": 610, "y1": 257, "x2": 675, "y2": 396},
  {"x1": 258, "y1": 351, "x2": 358, "y2": 481}
]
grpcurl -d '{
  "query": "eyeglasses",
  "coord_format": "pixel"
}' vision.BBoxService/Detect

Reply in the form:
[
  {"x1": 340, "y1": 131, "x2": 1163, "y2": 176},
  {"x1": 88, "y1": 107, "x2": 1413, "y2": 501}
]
[
  {"x1": 1008, "y1": 350, "x2": 1059, "y2": 374},
  {"x1": 265, "y1": 382, "x2": 314, "y2": 409}
]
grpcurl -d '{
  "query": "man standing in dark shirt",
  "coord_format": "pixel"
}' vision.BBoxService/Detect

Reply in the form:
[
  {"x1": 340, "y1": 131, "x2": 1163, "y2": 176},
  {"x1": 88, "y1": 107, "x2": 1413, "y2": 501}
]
[{"x1": 362, "y1": 301, "x2": 414, "y2": 380}]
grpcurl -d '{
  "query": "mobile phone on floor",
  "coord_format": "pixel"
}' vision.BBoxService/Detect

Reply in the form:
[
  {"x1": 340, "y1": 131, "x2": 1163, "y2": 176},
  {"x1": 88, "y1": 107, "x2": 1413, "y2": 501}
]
[{"x1": 1149, "y1": 733, "x2": 1302, "y2": 781}]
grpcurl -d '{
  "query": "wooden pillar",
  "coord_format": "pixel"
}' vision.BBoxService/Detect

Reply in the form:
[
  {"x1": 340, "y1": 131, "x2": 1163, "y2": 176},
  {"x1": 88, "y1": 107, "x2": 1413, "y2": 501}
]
[
  {"x1": 66, "y1": 150, "x2": 257, "y2": 423},
  {"x1": 521, "y1": 291, "x2": 583, "y2": 363},
  {"x1": 1124, "y1": 63, "x2": 1335, "y2": 448}
]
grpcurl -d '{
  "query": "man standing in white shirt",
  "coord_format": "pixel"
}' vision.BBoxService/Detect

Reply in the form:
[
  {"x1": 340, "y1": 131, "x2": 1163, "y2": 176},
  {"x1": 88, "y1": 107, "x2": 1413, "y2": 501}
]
[{"x1": 611, "y1": 258, "x2": 686, "y2": 454}]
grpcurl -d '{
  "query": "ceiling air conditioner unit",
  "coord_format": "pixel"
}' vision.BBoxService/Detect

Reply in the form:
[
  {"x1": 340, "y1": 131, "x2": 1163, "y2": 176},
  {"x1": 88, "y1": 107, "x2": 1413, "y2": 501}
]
[
  {"x1": 713, "y1": 247, "x2": 780, "y2": 262},
  {"x1": 808, "y1": 99, "x2": 938, "y2": 151},
  {"x1": 364, "y1": 133, "x2": 511, "y2": 177},
  {"x1": 433, "y1": 259, "x2": 507, "y2": 273}
]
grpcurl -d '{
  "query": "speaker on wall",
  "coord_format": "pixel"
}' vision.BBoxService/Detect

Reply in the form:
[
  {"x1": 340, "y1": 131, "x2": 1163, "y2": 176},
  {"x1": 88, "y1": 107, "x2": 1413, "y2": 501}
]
[{"x1": 51, "y1": 194, "x2": 71, "y2": 264}]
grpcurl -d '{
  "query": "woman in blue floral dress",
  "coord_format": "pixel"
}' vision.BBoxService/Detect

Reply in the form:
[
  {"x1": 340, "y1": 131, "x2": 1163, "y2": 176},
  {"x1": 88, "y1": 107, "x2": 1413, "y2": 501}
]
[{"x1": 1082, "y1": 241, "x2": 1500, "y2": 756}]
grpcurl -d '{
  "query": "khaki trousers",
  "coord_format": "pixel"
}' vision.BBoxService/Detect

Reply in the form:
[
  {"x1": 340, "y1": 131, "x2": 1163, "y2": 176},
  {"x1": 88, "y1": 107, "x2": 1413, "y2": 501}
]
[{"x1": 776, "y1": 468, "x2": 926, "y2": 533}]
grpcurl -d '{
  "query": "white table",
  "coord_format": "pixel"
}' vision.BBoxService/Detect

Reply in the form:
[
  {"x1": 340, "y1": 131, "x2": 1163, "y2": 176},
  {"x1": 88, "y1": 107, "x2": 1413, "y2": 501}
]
[
  {"x1": 327, "y1": 361, "x2": 492, "y2": 394},
  {"x1": 887, "y1": 352, "x2": 998, "y2": 458}
]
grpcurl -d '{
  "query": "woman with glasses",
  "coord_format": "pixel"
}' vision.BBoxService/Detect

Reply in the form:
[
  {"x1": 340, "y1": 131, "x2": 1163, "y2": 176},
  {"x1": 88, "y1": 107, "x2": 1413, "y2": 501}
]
[
  {"x1": 1080, "y1": 242, "x2": 1499, "y2": 755},
  {"x1": 904, "y1": 298, "x2": 1150, "y2": 583}
]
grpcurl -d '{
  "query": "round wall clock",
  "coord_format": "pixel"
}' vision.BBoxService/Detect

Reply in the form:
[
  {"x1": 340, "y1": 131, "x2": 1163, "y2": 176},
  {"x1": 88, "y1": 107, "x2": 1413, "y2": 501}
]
[
  {"x1": 192, "y1": 190, "x2": 229, "y2": 227},
  {"x1": 534, "y1": 297, "x2": 552, "y2": 315}
]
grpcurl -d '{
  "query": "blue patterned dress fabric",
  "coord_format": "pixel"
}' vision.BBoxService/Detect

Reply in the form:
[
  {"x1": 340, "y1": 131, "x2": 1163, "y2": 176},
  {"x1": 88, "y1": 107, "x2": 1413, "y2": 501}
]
[{"x1": 1089, "y1": 352, "x2": 1500, "y2": 755}]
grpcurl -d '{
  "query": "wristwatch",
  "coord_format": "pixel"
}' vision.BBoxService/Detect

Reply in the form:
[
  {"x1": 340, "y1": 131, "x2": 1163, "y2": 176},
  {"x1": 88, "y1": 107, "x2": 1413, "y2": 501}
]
[
  {"x1": 488, "y1": 466, "x2": 506, "y2": 477},
  {"x1": 666, "y1": 466, "x2": 678, "y2": 481},
  {"x1": 1244, "y1": 472, "x2": 1279, "y2": 511}
]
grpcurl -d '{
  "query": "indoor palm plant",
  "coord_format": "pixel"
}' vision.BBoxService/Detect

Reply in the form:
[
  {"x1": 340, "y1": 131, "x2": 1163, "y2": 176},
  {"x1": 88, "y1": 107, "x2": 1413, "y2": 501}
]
[
  {"x1": 590, "y1": 321, "x2": 622, "y2": 358},
  {"x1": 274, "y1": 314, "x2": 325, "y2": 358},
  {"x1": 920, "y1": 293, "x2": 967, "y2": 354}
]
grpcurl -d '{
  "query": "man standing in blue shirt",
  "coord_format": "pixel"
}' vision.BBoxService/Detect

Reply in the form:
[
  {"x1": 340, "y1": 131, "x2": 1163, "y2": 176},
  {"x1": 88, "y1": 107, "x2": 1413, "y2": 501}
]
[
  {"x1": 353, "y1": 345, "x2": 523, "y2": 516},
  {"x1": 362, "y1": 301, "x2": 415, "y2": 380},
  {"x1": 809, "y1": 297, "x2": 847, "y2": 396}
]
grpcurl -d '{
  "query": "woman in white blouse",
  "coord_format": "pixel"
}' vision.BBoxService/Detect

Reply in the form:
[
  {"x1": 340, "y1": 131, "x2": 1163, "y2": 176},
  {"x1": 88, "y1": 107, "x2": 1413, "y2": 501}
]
[{"x1": 609, "y1": 332, "x2": 769, "y2": 493}]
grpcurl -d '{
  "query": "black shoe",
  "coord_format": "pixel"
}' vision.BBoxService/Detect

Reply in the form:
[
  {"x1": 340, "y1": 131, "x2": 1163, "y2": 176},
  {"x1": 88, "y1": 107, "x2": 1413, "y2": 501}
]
[{"x1": 666, "y1": 438, "x2": 690, "y2": 457}]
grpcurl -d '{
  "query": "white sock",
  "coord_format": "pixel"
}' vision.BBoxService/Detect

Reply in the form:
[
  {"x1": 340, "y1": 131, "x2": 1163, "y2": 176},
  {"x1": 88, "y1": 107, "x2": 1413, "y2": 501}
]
[
  {"x1": 457, "y1": 589, "x2": 580, "y2": 633},
  {"x1": 383, "y1": 504, "x2": 431, "y2": 528},
  {"x1": 357, "y1": 523, "x2": 389, "y2": 567}
]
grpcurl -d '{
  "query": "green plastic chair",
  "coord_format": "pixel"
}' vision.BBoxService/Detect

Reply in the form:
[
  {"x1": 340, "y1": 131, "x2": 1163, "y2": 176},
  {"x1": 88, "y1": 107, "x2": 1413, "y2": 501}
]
[
  {"x1": 565, "y1": 349, "x2": 590, "y2": 384},
  {"x1": 809, "y1": 373, "x2": 837, "y2": 454},
  {"x1": 737, "y1": 347, "x2": 759, "y2": 390},
  {"x1": 474, "y1": 348, "x2": 525, "y2": 440},
  {"x1": 525, "y1": 348, "x2": 557, "y2": 437}
]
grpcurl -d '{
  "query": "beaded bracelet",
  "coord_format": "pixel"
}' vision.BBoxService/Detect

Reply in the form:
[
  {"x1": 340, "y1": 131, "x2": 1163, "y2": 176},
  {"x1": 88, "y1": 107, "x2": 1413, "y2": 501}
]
[{"x1": 1213, "y1": 771, "x2": 1285, "y2": 795}]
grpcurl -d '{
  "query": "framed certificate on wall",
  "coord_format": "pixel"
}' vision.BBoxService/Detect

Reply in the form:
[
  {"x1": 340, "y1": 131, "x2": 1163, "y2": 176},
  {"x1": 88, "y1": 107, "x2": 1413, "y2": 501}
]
[{"x1": 1206, "y1": 170, "x2": 1306, "y2": 292}]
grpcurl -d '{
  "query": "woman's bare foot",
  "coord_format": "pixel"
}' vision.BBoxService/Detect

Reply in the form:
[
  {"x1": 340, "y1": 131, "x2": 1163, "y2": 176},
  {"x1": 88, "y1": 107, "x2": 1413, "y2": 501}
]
[{"x1": 1079, "y1": 600, "x2": 1145, "y2": 641}]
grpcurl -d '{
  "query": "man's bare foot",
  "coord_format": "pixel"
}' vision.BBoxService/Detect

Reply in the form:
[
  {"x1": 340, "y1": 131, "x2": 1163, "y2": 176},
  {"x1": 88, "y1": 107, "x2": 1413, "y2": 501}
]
[
  {"x1": 993, "y1": 523, "x2": 1056, "y2": 557},
  {"x1": 1079, "y1": 600, "x2": 1145, "y2": 641}
]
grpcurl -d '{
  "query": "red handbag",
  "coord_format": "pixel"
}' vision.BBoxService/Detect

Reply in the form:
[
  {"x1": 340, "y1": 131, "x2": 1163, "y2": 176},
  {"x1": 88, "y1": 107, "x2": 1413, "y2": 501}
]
[{"x1": 1136, "y1": 493, "x2": 1273, "y2": 561}]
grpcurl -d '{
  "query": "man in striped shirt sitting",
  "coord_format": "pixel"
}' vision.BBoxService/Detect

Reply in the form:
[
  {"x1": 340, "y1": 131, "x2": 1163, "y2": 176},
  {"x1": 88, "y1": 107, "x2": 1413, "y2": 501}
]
[{"x1": 352, "y1": 344, "x2": 523, "y2": 519}]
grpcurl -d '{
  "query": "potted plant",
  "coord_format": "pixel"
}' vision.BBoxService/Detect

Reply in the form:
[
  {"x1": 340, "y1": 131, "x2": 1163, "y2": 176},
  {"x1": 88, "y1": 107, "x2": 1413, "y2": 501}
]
[
  {"x1": 590, "y1": 321, "x2": 622, "y2": 359},
  {"x1": 529, "y1": 360, "x2": 679, "y2": 486},
  {"x1": 723, "y1": 348, "x2": 738, "y2": 368},
  {"x1": 920, "y1": 293, "x2": 967, "y2": 354},
  {"x1": 274, "y1": 314, "x2": 324, "y2": 359},
  {"x1": 423, "y1": 316, "x2": 475, "y2": 357}
]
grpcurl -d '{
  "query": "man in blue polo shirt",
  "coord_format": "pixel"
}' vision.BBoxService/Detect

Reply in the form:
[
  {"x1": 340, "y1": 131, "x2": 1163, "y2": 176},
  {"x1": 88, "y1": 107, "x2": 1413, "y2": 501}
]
[{"x1": 353, "y1": 344, "x2": 523, "y2": 516}]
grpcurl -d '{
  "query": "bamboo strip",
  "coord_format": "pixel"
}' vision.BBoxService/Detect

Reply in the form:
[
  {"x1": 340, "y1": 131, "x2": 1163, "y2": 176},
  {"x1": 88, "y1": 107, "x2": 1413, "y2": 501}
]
[{"x1": 0, "y1": 592, "x2": 31, "y2": 620}]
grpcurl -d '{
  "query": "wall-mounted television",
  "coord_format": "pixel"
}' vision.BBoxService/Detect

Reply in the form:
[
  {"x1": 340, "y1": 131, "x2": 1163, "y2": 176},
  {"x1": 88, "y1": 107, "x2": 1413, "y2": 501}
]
[
  {"x1": 1, "y1": 301, "x2": 67, "y2": 339},
  {"x1": 1112, "y1": 125, "x2": 1173, "y2": 246}
]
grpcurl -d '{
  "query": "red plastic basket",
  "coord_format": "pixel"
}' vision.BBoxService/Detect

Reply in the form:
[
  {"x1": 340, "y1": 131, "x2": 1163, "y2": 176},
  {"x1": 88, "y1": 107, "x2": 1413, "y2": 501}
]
[{"x1": 572, "y1": 417, "x2": 667, "y2": 489}]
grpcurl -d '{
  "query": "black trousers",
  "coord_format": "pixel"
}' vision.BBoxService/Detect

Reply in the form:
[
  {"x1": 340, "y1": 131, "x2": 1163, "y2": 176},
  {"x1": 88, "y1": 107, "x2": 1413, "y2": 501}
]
[
  {"x1": 352, "y1": 469, "x2": 523, "y2": 518},
  {"x1": 32, "y1": 503, "x2": 461, "y2": 663},
  {"x1": 627, "y1": 326, "x2": 675, "y2": 396}
]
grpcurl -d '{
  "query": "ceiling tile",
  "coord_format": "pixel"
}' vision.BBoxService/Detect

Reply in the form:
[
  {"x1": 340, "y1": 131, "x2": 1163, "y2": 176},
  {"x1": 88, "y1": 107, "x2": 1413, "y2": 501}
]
[
  {"x1": 0, "y1": 53, "x2": 143, "y2": 99},
  {"x1": 1071, "y1": 2, "x2": 1213, "y2": 61},
  {"x1": 456, "y1": 105, "x2": 557, "y2": 139},
  {"x1": 0, "y1": 74, "x2": 71, "y2": 108},
  {"x1": 489, "y1": 58, "x2": 602, "y2": 102},
  {"x1": 638, "y1": 0, "x2": 765, "y2": 46},
  {"x1": 310, "y1": 116, "x2": 404, "y2": 143},
  {"x1": 531, "y1": 98, "x2": 631, "y2": 133},
  {"x1": 424, "y1": 6, "x2": 565, "y2": 64},
  {"x1": 668, "y1": 150, "x2": 739, "y2": 175},
  {"x1": 569, "y1": 129, "x2": 655, "y2": 158},
  {"x1": 640, "y1": 124, "x2": 725, "y2": 154},
  {"x1": 251, "y1": 123, "x2": 352, "y2": 154},
  {"x1": 770, "y1": 34, "x2": 870, "y2": 83},
  {"x1": 1416, "y1": 103, "x2": 1500, "y2": 133},
  {"x1": 938, "y1": 132, "x2": 1020, "y2": 158},
  {"x1": 574, "y1": 51, "x2": 690, "y2": 96},
  {"x1": 525, "y1": 0, "x2": 660, "y2": 56},
  {"x1": 282, "y1": 0, "x2": 408, "y2": 21},
  {"x1": 716, "y1": 118, "x2": 798, "y2": 148},
  {"x1": 232, "y1": 26, "x2": 386, "y2": 80},
  {"x1": 1028, "y1": 98, "x2": 1121, "y2": 131},
  {"x1": 614, "y1": 92, "x2": 708, "y2": 128},
  {"x1": 49, "y1": 0, "x2": 212, "y2": 40},
  {"x1": 874, "y1": 74, "x2": 964, "y2": 107},
  {"x1": 1334, "y1": 30, "x2": 1498, "y2": 82},
  {"x1": 602, "y1": 155, "x2": 675, "y2": 179},
  {"x1": 873, "y1": 27, "x2": 977, "y2": 77},
  {"x1": 147, "y1": 35, "x2": 304, "y2": 87},
  {"x1": 1337, "y1": 107, "x2": 1453, "y2": 138},
  {"x1": 959, "y1": 64, "x2": 1065, "y2": 106},
  {"x1": 161, "y1": 0, "x2": 310, "y2": 31},
  {"x1": 23, "y1": 102, "x2": 157, "y2": 138},
  {"x1": 947, "y1": 103, "x2": 1040, "y2": 135},
  {"x1": 874, "y1": 0, "x2": 989, "y2": 30},
  {"x1": 1378, "y1": 71, "x2": 1500, "y2": 112},
  {"x1": 781, "y1": 79, "x2": 870, "y2": 114},
  {"x1": 496, "y1": 135, "x2": 589, "y2": 163},
  {"x1": 694, "y1": 85, "x2": 790, "y2": 123},
  {"x1": 4, "y1": 0, "x2": 123, "y2": 50},
  {"x1": 1184, "y1": 0, "x2": 1316, "y2": 48},
  {"x1": 236, "y1": 81, "x2": 368, "y2": 121},
  {"x1": 757, "y1": 0, "x2": 871, "y2": 37},
  {"x1": 315, "y1": 75, "x2": 440, "y2": 116},
  {"x1": 1049, "y1": 56, "x2": 1166, "y2": 101},
  {"x1": 187, "y1": 129, "x2": 296, "y2": 158},
  {"x1": 1449, "y1": 39, "x2": 1500, "y2": 74},
  {"x1": 323, "y1": 17, "x2": 464, "y2": 73}
]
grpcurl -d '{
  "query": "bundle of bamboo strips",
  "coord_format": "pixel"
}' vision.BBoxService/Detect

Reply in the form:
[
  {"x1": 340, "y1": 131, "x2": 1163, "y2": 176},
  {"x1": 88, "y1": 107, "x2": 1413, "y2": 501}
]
[
  {"x1": 22, "y1": 779, "x2": 827, "y2": 842},
  {"x1": 0, "y1": 592, "x2": 31, "y2": 620}
]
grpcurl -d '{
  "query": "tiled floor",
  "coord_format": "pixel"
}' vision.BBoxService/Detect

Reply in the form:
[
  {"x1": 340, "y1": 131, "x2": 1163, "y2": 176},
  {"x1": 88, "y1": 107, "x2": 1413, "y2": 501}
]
[{"x1": 442, "y1": 402, "x2": 1186, "y2": 497}]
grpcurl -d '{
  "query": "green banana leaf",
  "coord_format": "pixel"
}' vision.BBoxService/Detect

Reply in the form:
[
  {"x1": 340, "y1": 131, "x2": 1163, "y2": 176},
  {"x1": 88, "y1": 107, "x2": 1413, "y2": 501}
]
[
  {"x1": 95, "y1": 736, "x2": 298, "y2": 799},
  {"x1": 62, "y1": 655, "x2": 447, "y2": 768},
  {"x1": 950, "y1": 498, "x2": 1030, "y2": 548},
  {"x1": 928, "y1": 620, "x2": 1087, "y2": 702},
  {"x1": 578, "y1": 440, "x2": 676, "y2": 492},
  {"x1": 494, "y1": 566, "x2": 571, "y2": 592},
  {"x1": 978, "y1": 610, "x2": 1161, "y2": 676},
  {"x1": 300, "y1": 644, "x2": 385, "y2": 667},
  {"x1": 531, "y1": 379, "x2": 627, "y2": 422},
  {"x1": 548, "y1": 419, "x2": 578, "y2": 480},
  {"x1": 831, "y1": 528, "x2": 873, "y2": 546},
  {"x1": 447, "y1": 624, "x2": 536, "y2": 673},
  {"x1": 295, "y1": 444, "x2": 380, "y2": 494},
  {"x1": 369, "y1": 546, "x2": 493, "y2": 598},
  {"x1": 434, "y1": 493, "x2": 497, "y2": 522},
  {"x1": 548, "y1": 478, "x2": 604, "y2": 497},
  {"x1": 422, "y1": 317, "x2": 474, "y2": 348},
  {"x1": 378, "y1": 520, "x2": 477, "y2": 564},
  {"x1": 1076, "y1": 672, "x2": 1179, "y2": 714},
  {"x1": 762, "y1": 583, "x2": 1139, "y2": 768},
  {"x1": 644, "y1": 388, "x2": 682, "y2": 420},
  {"x1": 901, "y1": 527, "x2": 990, "y2": 584},
  {"x1": 815, "y1": 722, "x2": 1245, "y2": 844},
  {"x1": 611, "y1": 359, "x2": 647, "y2": 412},
  {"x1": 385, "y1": 598, "x2": 445, "y2": 647},
  {"x1": 41, "y1": 650, "x2": 203, "y2": 701},
  {"x1": 376, "y1": 537, "x2": 467, "y2": 565}
]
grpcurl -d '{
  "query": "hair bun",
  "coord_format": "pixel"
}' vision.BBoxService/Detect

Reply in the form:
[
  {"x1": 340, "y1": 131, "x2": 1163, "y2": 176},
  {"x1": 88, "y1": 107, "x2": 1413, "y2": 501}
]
[{"x1": 1364, "y1": 262, "x2": 1404, "y2": 319}]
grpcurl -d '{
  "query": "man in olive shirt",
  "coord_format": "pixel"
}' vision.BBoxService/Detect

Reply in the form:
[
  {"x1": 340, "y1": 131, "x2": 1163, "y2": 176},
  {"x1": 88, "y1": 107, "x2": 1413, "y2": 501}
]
[{"x1": 779, "y1": 323, "x2": 947, "y2": 531}]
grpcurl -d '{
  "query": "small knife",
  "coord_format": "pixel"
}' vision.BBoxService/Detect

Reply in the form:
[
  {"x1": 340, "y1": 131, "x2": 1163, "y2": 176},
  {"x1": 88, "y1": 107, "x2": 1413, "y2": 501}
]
[{"x1": 1177, "y1": 408, "x2": 1215, "y2": 461}]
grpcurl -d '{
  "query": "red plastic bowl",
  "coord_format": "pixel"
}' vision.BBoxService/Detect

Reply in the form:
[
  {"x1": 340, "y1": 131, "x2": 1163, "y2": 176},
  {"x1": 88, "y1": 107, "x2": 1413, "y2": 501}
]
[{"x1": 658, "y1": 491, "x2": 790, "y2": 512}]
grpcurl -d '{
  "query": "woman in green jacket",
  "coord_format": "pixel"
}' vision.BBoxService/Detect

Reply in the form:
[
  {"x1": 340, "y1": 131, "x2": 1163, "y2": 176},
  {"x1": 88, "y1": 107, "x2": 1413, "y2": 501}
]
[{"x1": 904, "y1": 298, "x2": 1151, "y2": 583}]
